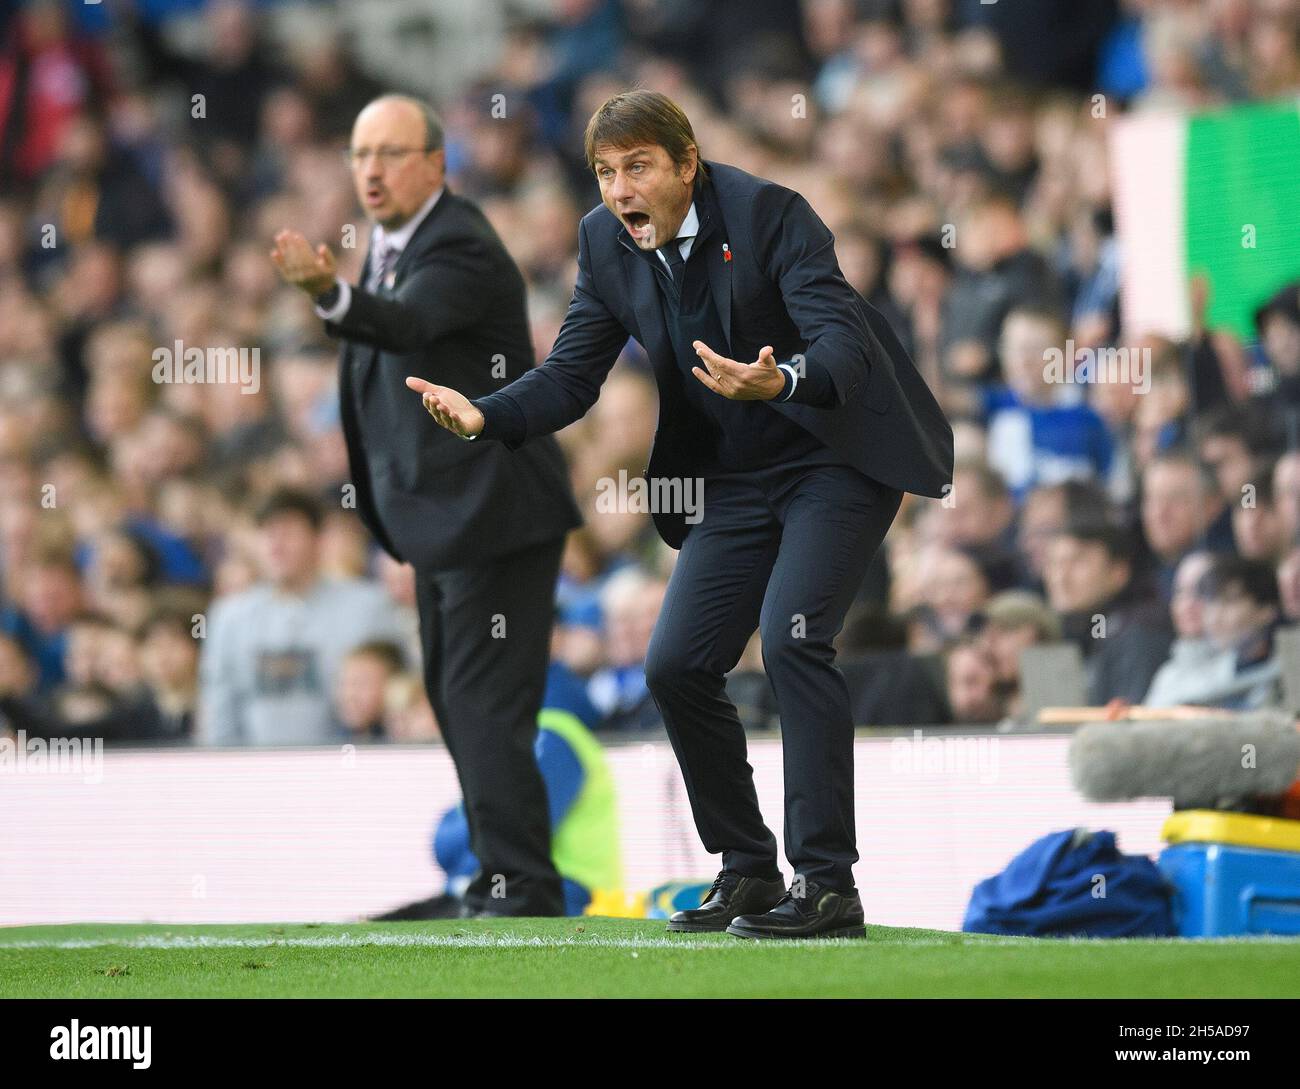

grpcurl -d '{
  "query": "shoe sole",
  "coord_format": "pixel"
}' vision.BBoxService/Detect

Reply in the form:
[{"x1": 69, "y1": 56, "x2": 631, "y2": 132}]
[
  {"x1": 724, "y1": 922, "x2": 867, "y2": 940},
  {"x1": 666, "y1": 897, "x2": 788, "y2": 933},
  {"x1": 665, "y1": 919, "x2": 730, "y2": 933}
]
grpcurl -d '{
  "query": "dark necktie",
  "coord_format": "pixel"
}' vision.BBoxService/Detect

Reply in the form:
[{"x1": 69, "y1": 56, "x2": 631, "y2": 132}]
[{"x1": 658, "y1": 239, "x2": 686, "y2": 286}]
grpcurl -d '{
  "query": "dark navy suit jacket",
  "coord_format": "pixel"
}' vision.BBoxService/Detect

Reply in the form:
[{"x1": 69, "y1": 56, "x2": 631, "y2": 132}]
[
  {"x1": 326, "y1": 189, "x2": 581, "y2": 569},
  {"x1": 473, "y1": 161, "x2": 954, "y2": 548}
]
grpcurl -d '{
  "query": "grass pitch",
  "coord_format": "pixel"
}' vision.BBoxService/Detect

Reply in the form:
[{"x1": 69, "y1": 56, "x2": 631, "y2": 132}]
[{"x1": 1, "y1": 918, "x2": 1297, "y2": 998}]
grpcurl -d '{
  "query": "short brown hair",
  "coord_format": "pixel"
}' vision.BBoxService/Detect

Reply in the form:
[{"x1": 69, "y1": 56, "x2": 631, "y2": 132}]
[
  {"x1": 347, "y1": 640, "x2": 407, "y2": 673},
  {"x1": 254, "y1": 487, "x2": 325, "y2": 531},
  {"x1": 583, "y1": 90, "x2": 703, "y2": 175}
]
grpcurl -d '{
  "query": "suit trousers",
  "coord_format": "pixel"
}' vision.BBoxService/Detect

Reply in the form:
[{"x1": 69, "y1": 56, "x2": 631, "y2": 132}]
[
  {"x1": 414, "y1": 537, "x2": 566, "y2": 914},
  {"x1": 644, "y1": 461, "x2": 904, "y2": 892}
]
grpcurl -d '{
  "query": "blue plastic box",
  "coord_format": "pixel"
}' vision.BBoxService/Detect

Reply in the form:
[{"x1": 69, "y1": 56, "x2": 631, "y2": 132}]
[{"x1": 1158, "y1": 841, "x2": 1300, "y2": 937}]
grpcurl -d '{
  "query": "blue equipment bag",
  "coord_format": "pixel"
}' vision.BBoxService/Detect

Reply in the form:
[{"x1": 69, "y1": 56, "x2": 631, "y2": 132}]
[{"x1": 963, "y1": 828, "x2": 1175, "y2": 937}]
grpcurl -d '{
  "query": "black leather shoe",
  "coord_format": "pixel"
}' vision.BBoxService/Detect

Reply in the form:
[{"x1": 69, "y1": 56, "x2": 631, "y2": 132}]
[
  {"x1": 726, "y1": 880, "x2": 867, "y2": 939},
  {"x1": 667, "y1": 870, "x2": 786, "y2": 933}
]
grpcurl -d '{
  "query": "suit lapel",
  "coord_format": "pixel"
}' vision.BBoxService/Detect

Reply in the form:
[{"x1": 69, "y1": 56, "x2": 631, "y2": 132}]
[
  {"x1": 388, "y1": 187, "x2": 453, "y2": 290},
  {"x1": 698, "y1": 210, "x2": 732, "y2": 356},
  {"x1": 349, "y1": 243, "x2": 381, "y2": 384},
  {"x1": 353, "y1": 188, "x2": 455, "y2": 294}
]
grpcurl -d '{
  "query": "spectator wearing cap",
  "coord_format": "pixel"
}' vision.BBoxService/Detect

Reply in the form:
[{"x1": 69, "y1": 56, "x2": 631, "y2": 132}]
[
  {"x1": 197, "y1": 488, "x2": 406, "y2": 746},
  {"x1": 979, "y1": 590, "x2": 1062, "y2": 721},
  {"x1": 1043, "y1": 521, "x2": 1174, "y2": 706}
]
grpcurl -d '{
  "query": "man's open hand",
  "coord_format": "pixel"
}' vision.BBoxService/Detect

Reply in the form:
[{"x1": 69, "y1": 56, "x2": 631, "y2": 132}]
[
  {"x1": 405, "y1": 376, "x2": 485, "y2": 438},
  {"x1": 270, "y1": 230, "x2": 337, "y2": 297},
  {"x1": 691, "y1": 342, "x2": 786, "y2": 400}
]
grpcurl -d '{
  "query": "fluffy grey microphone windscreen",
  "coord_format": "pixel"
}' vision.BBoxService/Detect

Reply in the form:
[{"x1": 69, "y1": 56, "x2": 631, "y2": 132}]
[{"x1": 1069, "y1": 710, "x2": 1300, "y2": 810}]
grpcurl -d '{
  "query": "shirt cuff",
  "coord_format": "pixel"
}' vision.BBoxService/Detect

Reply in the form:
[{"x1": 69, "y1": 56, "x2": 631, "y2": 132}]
[
  {"x1": 777, "y1": 363, "x2": 798, "y2": 401},
  {"x1": 314, "y1": 277, "x2": 351, "y2": 321}
]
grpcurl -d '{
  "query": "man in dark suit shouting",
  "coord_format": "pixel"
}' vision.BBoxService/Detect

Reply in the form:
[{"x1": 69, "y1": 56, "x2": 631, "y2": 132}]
[
  {"x1": 408, "y1": 90, "x2": 953, "y2": 938},
  {"x1": 271, "y1": 94, "x2": 581, "y2": 917}
]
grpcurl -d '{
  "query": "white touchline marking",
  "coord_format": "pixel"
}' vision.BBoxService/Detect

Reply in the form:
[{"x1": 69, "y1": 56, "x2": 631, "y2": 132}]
[
  {"x1": 0, "y1": 933, "x2": 996, "y2": 952},
  {"x1": 0, "y1": 932, "x2": 1287, "y2": 952},
  {"x1": 0, "y1": 933, "x2": 729, "y2": 951}
]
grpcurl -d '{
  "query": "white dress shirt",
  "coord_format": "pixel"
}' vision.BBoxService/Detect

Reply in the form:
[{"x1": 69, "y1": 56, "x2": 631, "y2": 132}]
[{"x1": 656, "y1": 201, "x2": 699, "y2": 268}]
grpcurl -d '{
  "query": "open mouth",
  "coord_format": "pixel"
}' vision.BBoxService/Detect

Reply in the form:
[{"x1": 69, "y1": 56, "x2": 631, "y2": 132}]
[{"x1": 622, "y1": 210, "x2": 651, "y2": 238}]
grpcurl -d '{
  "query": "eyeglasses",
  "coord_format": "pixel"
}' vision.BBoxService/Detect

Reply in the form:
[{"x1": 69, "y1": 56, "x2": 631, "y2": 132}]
[{"x1": 345, "y1": 146, "x2": 432, "y2": 169}]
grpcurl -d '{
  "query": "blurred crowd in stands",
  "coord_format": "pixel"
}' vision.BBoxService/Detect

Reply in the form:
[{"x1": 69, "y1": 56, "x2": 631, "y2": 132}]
[{"x1": 1, "y1": 0, "x2": 1299, "y2": 745}]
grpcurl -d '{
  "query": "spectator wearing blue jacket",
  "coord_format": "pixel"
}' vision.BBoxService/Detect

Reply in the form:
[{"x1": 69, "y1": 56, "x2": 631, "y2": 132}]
[
  {"x1": 985, "y1": 307, "x2": 1114, "y2": 503},
  {"x1": 0, "y1": 549, "x2": 83, "y2": 692}
]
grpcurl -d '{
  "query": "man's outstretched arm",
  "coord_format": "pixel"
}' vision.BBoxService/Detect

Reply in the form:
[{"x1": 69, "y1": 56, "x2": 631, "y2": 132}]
[{"x1": 407, "y1": 218, "x2": 630, "y2": 448}]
